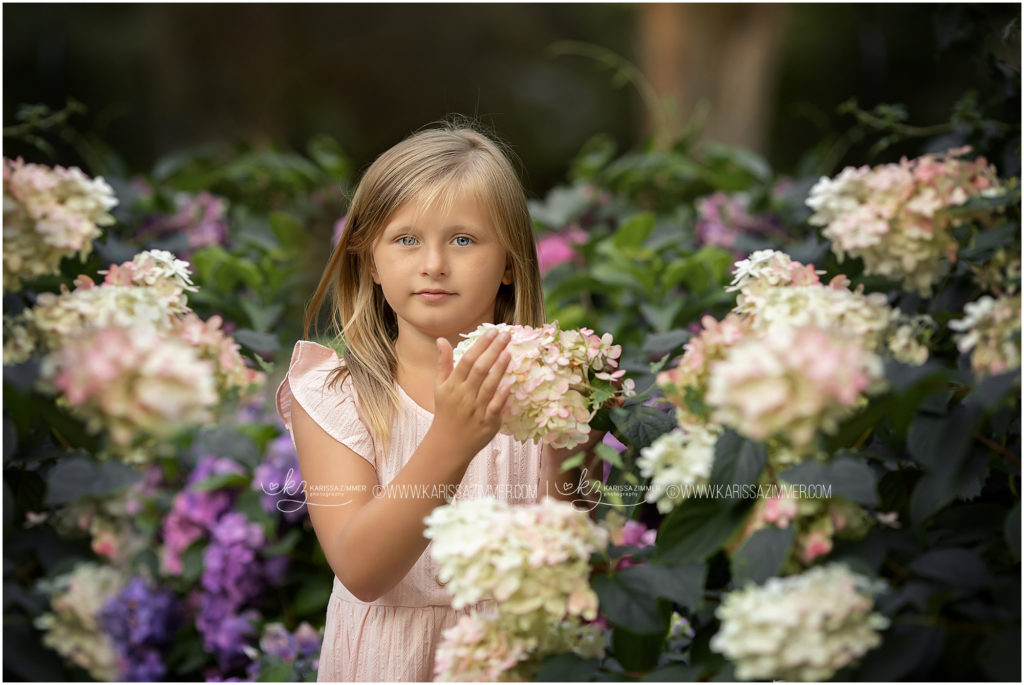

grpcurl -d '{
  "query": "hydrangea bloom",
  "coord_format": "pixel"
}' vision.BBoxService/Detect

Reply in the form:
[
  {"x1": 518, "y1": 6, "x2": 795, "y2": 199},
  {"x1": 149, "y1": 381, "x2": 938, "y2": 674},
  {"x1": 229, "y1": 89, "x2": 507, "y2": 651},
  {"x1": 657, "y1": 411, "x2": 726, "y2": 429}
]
[
  {"x1": 161, "y1": 455, "x2": 246, "y2": 574},
  {"x1": 695, "y1": 192, "x2": 783, "y2": 255},
  {"x1": 731, "y1": 494, "x2": 873, "y2": 570},
  {"x1": 806, "y1": 146, "x2": 1003, "y2": 296},
  {"x1": 434, "y1": 609, "x2": 605, "y2": 682},
  {"x1": 728, "y1": 249, "x2": 932, "y2": 364},
  {"x1": 33, "y1": 563, "x2": 122, "y2": 681},
  {"x1": 706, "y1": 326, "x2": 885, "y2": 451},
  {"x1": 424, "y1": 497, "x2": 607, "y2": 622},
  {"x1": 434, "y1": 610, "x2": 533, "y2": 681},
  {"x1": 656, "y1": 314, "x2": 752, "y2": 426},
  {"x1": 3, "y1": 157, "x2": 117, "y2": 291},
  {"x1": 710, "y1": 563, "x2": 889, "y2": 680},
  {"x1": 253, "y1": 433, "x2": 306, "y2": 522},
  {"x1": 948, "y1": 294, "x2": 1022, "y2": 378},
  {"x1": 453, "y1": 323, "x2": 635, "y2": 449},
  {"x1": 536, "y1": 227, "x2": 587, "y2": 276},
  {"x1": 98, "y1": 576, "x2": 181, "y2": 681},
  {"x1": 139, "y1": 191, "x2": 230, "y2": 256},
  {"x1": 636, "y1": 425, "x2": 719, "y2": 513},
  {"x1": 39, "y1": 324, "x2": 219, "y2": 459},
  {"x1": 969, "y1": 246, "x2": 1021, "y2": 296}
]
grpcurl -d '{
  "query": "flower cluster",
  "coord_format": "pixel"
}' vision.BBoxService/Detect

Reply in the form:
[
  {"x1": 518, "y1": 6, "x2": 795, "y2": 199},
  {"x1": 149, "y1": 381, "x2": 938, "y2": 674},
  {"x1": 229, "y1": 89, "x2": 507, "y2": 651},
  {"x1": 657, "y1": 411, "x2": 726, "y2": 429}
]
[
  {"x1": 731, "y1": 493, "x2": 874, "y2": 570},
  {"x1": 161, "y1": 455, "x2": 246, "y2": 574},
  {"x1": 537, "y1": 226, "x2": 587, "y2": 276},
  {"x1": 3, "y1": 157, "x2": 117, "y2": 291},
  {"x1": 47, "y1": 479, "x2": 155, "y2": 567},
  {"x1": 806, "y1": 146, "x2": 1003, "y2": 296},
  {"x1": 710, "y1": 563, "x2": 889, "y2": 680},
  {"x1": 253, "y1": 433, "x2": 307, "y2": 522},
  {"x1": 198, "y1": 512, "x2": 287, "y2": 671},
  {"x1": 240, "y1": 622, "x2": 322, "y2": 681},
  {"x1": 969, "y1": 246, "x2": 1021, "y2": 297},
  {"x1": 636, "y1": 424, "x2": 719, "y2": 514},
  {"x1": 707, "y1": 326, "x2": 884, "y2": 450},
  {"x1": 948, "y1": 293, "x2": 1022, "y2": 378},
  {"x1": 695, "y1": 191, "x2": 783, "y2": 255},
  {"x1": 728, "y1": 249, "x2": 933, "y2": 364},
  {"x1": 98, "y1": 576, "x2": 181, "y2": 681},
  {"x1": 657, "y1": 251, "x2": 922, "y2": 454},
  {"x1": 453, "y1": 322, "x2": 635, "y2": 449},
  {"x1": 139, "y1": 191, "x2": 230, "y2": 257},
  {"x1": 4, "y1": 249, "x2": 264, "y2": 461},
  {"x1": 424, "y1": 497, "x2": 609, "y2": 680},
  {"x1": 33, "y1": 563, "x2": 122, "y2": 681}
]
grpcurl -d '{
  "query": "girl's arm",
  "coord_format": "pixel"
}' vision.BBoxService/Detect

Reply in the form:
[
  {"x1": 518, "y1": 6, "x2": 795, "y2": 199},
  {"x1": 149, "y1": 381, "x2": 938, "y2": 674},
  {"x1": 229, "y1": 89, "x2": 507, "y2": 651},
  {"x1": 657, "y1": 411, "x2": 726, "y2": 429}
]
[
  {"x1": 291, "y1": 330, "x2": 513, "y2": 603},
  {"x1": 539, "y1": 431, "x2": 605, "y2": 514}
]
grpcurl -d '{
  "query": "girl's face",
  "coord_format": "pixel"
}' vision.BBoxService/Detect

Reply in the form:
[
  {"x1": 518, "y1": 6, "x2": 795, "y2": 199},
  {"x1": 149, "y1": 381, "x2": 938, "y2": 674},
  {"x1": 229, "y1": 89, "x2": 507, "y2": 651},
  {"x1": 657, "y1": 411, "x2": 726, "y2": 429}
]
[{"x1": 370, "y1": 190, "x2": 512, "y2": 343}]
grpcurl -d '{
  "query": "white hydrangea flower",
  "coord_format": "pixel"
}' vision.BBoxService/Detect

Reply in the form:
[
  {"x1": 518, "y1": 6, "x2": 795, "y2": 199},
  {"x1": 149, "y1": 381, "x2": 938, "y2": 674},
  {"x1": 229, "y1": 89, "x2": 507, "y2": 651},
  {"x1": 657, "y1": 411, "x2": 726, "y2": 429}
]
[
  {"x1": 453, "y1": 322, "x2": 635, "y2": 449},
  {"x1": 706, "y1": 326, "x2": 885, "y2": 451},
  {"x1": 948, "y1": 294, "x2": 1022, "y2": 378},
  {"x1": 426, "y1": 497, "x2": 609, "y2": 681},
  {"x1": 3, "y1": 157, "x2": 117, "y2": 291},
  {"x1": 636, "y1": 424, "x2": 719, "y2": 514},
  {"x1": 424, "y1": 497, "x2": 607, "y2": 620},
  {"x1": 710, "y1": 563, "x2": 890, "y2": 681},
  {"x1": 806, "y1": 147, "x2": 1003, "y2": 296},
  {"x1": 33, "y1": 563, "x2": 122, "y2": 681},
  {"x1": 39, "y1": 324, "x2": 220, "y2": 461}
]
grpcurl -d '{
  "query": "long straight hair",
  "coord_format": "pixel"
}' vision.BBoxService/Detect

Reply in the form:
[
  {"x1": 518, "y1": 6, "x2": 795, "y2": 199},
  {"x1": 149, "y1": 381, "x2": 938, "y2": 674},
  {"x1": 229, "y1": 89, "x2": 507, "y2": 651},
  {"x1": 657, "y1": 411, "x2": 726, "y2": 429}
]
[{"x1": 304, "y1": 121, "x2": 546, "y2": 448}]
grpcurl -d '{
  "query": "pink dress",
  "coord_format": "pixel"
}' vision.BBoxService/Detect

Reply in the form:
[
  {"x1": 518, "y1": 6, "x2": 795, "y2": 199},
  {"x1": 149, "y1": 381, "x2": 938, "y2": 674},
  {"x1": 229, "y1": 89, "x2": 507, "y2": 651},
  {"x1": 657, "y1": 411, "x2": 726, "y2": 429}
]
[{"x1": 275, "y1": 340, "x2": 544, "y2": 682}]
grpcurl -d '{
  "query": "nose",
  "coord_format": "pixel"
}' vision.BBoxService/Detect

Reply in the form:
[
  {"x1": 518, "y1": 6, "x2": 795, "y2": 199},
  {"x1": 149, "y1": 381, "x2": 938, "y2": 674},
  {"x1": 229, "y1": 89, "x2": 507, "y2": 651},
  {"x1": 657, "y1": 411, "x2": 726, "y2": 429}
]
[{"x1": 421, "y1": 243, "x2": 448, "y2": 278}]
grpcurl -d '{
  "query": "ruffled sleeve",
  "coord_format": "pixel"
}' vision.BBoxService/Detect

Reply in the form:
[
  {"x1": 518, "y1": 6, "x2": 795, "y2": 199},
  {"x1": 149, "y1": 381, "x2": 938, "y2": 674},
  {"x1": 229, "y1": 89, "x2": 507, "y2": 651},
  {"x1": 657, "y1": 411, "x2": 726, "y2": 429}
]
[{"x1": 275, "y1": 340, "x2": 377, "y2": 470}]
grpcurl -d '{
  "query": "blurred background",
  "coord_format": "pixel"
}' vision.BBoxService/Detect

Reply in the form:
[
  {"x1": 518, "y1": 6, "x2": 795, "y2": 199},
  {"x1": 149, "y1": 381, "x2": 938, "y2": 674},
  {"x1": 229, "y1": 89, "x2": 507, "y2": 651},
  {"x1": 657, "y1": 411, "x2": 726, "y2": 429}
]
[{"x1": 5, "y1": 3, "x2": 1020, "y2": 196}]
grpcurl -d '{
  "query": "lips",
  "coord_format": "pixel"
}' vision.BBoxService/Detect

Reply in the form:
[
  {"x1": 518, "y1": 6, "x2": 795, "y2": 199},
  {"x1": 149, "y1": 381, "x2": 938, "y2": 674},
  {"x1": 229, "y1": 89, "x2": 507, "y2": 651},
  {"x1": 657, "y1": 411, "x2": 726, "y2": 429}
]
[{"x1": 414, "y1": 289, "x2": 456, "y2": 303}]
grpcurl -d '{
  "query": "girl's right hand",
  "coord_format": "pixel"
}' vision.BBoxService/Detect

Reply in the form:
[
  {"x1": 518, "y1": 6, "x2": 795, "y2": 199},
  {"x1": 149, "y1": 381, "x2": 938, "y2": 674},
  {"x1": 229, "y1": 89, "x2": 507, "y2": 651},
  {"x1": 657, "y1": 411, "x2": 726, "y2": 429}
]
[{"x1": 430, "y1": 329, "x2": 513, "y2": 462}]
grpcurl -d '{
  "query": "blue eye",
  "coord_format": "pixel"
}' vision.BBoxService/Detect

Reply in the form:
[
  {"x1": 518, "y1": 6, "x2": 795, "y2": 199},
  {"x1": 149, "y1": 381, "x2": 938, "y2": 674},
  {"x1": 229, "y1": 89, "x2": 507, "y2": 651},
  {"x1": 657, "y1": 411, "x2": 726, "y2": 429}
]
[
  {"x1": 398, "y1": 236, "x2": 417, "y2": 247},
  {"x1": 453, "y1": 236, "x2": 473, "y2": 247}
]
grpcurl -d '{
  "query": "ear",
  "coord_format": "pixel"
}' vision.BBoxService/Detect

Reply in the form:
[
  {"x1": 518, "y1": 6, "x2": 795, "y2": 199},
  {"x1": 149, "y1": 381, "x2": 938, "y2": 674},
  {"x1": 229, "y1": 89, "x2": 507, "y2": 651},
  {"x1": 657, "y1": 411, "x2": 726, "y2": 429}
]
[
  {"x1": 369, "y1": 259, "x2": 380, "y2": 285},
  {"x1": 501, "y1": 256, "x2": 513, "y2": 285}
]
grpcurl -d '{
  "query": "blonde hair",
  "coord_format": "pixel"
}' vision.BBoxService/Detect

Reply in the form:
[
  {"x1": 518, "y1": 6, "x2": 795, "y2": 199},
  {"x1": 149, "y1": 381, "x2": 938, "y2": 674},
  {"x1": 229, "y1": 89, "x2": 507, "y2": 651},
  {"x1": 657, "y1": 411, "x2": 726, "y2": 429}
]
[{"x1": 304, "y1": 121, "x2": 546, "y2": 447}]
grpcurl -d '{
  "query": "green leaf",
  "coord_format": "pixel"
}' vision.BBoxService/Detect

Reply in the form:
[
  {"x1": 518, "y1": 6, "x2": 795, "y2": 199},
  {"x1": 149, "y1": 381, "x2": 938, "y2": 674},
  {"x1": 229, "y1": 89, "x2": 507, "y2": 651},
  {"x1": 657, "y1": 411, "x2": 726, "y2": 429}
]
[
  {"x1": 610, "y1": 405, "x2": 675, "y2": 451},
  {"x1": 778, "y1": 457, "x2": 879, "y2": 506},
  {"x1": 294, "y1": 581, "x2": 333, "y2": 616},
  {"x1": 592, "y1": 571, "x2": 666, "y2": 634},
  {"x1": 617, "y1": 563, "x2": 705, "y2": 610},
  {"x1": 639, "y1": 300, "x2": 684, "y2": 332},
  {"x1": 181, "y1": 539, "x2": 206, "y2": 585},
  {"x1": 261, "y1": 528, "x2": 302, "y2": 557},
  {"x1": 190, "y1": 472, "x2": 250, "y2": 492},
  {"x1": 730, "y1": 525, "x2": 795, "y2": 585},
  {"x1": 44, "y1": 457, "x2": 144, "y2": 505},
  {"x1": 710, "y1": 431, "x2": 765, "y2": 488},
  {"x1": 642, "y1": 663, "x2": 704, "y2": 681},
  {"x1": 908, "y1": 547, "x2": 992, "y2": 592},
  {"x1": 269, "y1": 211, "x2": 305, "y2": 248},
  {"x1": 1006, "y1": 500, "x2": 1021, "y2": 562},
  {"x1": 611, "y1": 619, "x2": 672, "y2": 674},
  {"x1": 595, "y1": 442, "x2": 624, "y2": 470},
  {"x1": 611, "y1": 212, "x2": 655, "y2": 250},
  {"x1": 655, "y1": 498, "x2": 753, "y2": 565},
  {"x1": 235, "y1": 328, "x2": 281, "y2": 353},
  {"x1": 536, "y1": 653, "x2": 601, "y2": 681},
  {"x1": 641, "y1": 329, "x2": 691, "y2": 353}
]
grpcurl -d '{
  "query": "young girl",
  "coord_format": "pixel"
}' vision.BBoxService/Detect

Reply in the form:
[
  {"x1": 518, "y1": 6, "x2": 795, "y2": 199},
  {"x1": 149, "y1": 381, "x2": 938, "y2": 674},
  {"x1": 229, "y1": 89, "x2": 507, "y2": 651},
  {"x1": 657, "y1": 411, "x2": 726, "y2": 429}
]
[{"x1": 275, "y1": 123, "x2": 605, "y2": 681}]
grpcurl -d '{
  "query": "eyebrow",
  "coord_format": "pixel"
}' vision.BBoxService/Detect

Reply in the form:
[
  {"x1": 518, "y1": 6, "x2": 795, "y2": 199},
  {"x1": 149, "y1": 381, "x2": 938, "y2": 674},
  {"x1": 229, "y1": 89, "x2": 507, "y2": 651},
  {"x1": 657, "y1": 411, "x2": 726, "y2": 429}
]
[{"x1": 385, "y1": 223, "x2": 481, "y2": 234}]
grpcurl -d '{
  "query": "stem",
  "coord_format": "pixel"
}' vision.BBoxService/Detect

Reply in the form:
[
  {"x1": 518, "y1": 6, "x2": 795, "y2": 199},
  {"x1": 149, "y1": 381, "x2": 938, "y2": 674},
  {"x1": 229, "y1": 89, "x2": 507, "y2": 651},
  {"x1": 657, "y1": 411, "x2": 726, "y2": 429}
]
[
  {"x1": 852, "y1": 427, "x2": 873, "y2": 451},
  {"x1": 975, "y1": 433, "x2": 1020, "y2": 466}
]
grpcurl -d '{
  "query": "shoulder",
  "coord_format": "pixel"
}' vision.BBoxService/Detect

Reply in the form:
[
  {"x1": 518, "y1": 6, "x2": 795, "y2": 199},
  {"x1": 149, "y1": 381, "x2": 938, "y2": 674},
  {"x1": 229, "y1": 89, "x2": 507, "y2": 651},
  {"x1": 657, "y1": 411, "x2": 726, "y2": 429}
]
[{"x1": 275, "y1": 340, "x2": 357, "y2": 430}]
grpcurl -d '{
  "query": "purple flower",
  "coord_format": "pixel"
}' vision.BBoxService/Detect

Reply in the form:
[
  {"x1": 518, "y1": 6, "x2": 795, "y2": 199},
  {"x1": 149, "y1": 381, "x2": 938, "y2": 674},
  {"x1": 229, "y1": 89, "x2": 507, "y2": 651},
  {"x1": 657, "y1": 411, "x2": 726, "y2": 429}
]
[
  {"x1": 161, "y1": 456, "x2": 245, "y2": 574},
  {"x1": 253, "y1": 434, "x2": 306, "y2": 522},
  {"x1": 140, "y1": 191, "x2": 230, "y2": 257},
  {"x1": 99, "y1": 577, "x2": 180, "y2": 681},
  {"x1": 294, "y1": 622, "x2": 323, "y2": 657},
  {"x1": 195, "y1": 595, "x2": 259, "y2": 670},
  {"x1": 259, "y1": 623, "x2": 297, "y2": 661},
  {"x1": 695, "y1": 191, "x2": 783, "y2": 257},
  {"x1": 202, "y1": 513, "x2": 266, "y2": 605}
]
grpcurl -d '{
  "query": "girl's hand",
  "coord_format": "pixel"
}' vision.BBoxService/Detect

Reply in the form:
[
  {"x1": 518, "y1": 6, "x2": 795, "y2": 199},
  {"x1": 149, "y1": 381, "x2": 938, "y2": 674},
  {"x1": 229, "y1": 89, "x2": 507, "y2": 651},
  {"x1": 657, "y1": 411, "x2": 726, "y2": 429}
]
[{"x1": 429, "y1": 329, "x2": 513, "y2": 462}]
